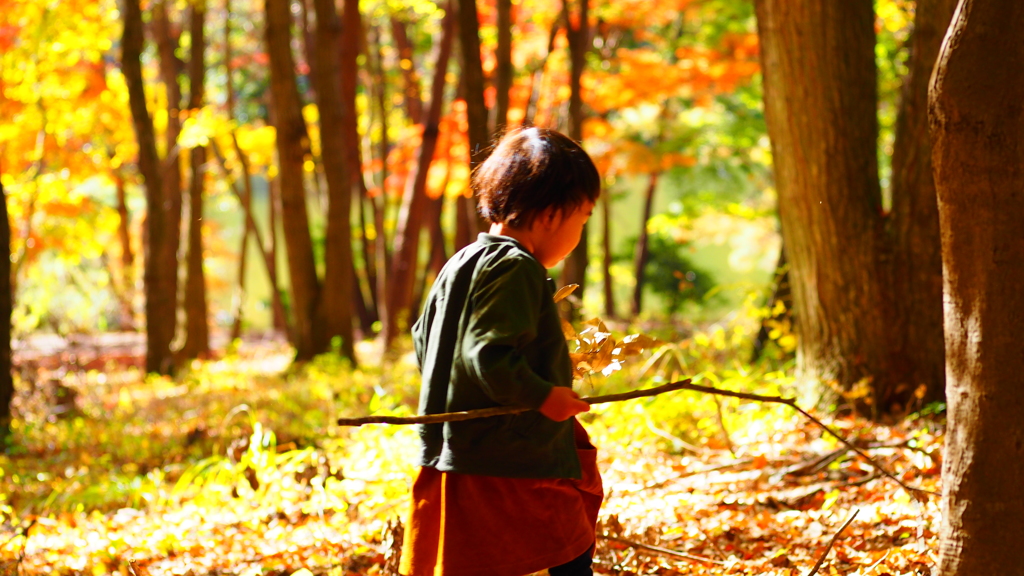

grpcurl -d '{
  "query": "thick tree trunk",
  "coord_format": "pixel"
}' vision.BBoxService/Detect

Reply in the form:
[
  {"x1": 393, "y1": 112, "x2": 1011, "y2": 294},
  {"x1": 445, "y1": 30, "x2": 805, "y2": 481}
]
[
  {"x1": 182, "y1": 0, "x2": 211, "y2": 360},
  {"x1": 754, "y1": 0, "x2": 893, "y2": 411},
  {"x1": 311, "y1": 0, "x2": 356, "y2": 361},
  {"x1": 382, "y1": 4, "x2": 455, "y2": 347},
  {"x1": 632, "y1": 171, "x2": 659, "y2": 316},
  {"x1": 560, "y1": 0, "x2": 589, "y2": 300},
  {"x1": 0, "y1": 180, "x2": 12, "y2": 442},
  {"x1": 930, "y1": 1, "x2": 1024, "y2": 572},
  {"x1": 153, "y1": 0, "x2": 184, "y2": 356},
  {"x1": 492, "y1": 0, "x2": 512, "y2": 135},
  {"x1": 886, "y1": 0, "x2": 958, "y2": 409},
  {"x1": 123, "y1": 0, "x2": 174, "y2": 374},
  {"x1": 265, "y1": 0, "x2": 324, "y2": 360}
]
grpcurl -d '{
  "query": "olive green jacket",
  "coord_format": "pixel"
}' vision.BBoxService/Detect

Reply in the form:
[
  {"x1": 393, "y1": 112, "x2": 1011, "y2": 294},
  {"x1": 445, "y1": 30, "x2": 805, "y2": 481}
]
[{"x1": 411, "y1": 234, "x2": 581, "y2": 479}]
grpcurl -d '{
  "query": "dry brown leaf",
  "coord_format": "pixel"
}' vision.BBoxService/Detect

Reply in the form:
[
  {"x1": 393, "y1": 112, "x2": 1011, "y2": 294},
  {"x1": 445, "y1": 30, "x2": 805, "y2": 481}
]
[{"x1": 553, "y1": 284, "x2": 579, "y2": 303}]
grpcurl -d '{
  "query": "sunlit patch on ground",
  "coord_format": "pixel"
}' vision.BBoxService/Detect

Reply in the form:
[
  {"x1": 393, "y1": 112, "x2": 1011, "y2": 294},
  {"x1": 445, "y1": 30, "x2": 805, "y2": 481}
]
[{"x1": 0, "y1": 339, "x2": 942, "y2": 575}]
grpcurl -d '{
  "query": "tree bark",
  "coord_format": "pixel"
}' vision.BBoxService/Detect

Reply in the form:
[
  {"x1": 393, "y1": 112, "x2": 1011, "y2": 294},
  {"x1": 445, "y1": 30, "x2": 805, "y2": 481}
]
[
  {"x1": 601, "y1": 181, "x2": 614, "y2": 319},
  {"x1": 390, "y1": 15, "x2": 424, "y2": 125},
  {"x1": 113, "y1": 170, "x2": 137, "y2": 330},
  {"x1": 123, "y1": 0, "x2": 174, "y2": 374},
  {"x1": 311, "y1": 0, "x2": 356, "y2": 361},
  {"x1": 456, "y1": 0, "x2": 489, "y2": 244},
  {"x1": 492, "y1": 0, "x2": 513, "y2": 135},
  {"x1": 366, "y1": 25, "x2": 391, "y2": 327},
  {"x1": 0, "y1": 180, "x2": 12, "y2": 443},
  {"x1": 341, "y1": 0, "x2": 372, "y2": 344},
  {"x1": 224, "y1": 0, "x2": 249, "y2": 342},
  {"x1": 522, "y1": 19, "x2": 560, "y2": 127},
  {"x1": 382, "y1": 3, "x2": 455, "y2": 347},
  {"x1": 182, "y1": 0, "x2": 211, "y2": 360},
  {"x1": 153, "y1": 0, "x2": 184, "y2": 353},
  {"x1": 930, "y1": 1, "x2": 1024, "y2": 572},
  {"x1": 560, "y1": 0, "x2": 590, "y2": 301},
  {"x1": 754, "y1": 0, "x2": 893, "y2": 411},
  {"x1": 632, "y1": 171, "x2": 659, "y2": 317},
  {"x1": 265, "y1": 0, "x2": 324, "y2": 360},
  {"x1": 886, "y1": 0, "x2": 958, "y2": 408}
]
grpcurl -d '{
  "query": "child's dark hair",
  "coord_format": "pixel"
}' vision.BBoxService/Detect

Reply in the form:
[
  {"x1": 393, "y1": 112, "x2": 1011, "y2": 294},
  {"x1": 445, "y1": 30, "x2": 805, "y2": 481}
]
[{"x1": 474, "y1": 127, "x2": 600, "y2": 228}]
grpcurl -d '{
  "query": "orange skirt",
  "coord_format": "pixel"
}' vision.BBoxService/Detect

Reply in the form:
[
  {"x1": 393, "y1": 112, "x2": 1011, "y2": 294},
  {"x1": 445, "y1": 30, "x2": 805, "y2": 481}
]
[{"x1": 400, "y1": 420, "x2": 603, "y2": 576}]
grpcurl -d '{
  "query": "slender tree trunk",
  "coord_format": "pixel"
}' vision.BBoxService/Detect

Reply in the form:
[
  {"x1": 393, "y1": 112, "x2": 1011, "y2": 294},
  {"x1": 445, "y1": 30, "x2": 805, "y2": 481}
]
[
  {"x1": 367, "y1": 25, "x2": 391, "y2": 327},
  {"x1": 311, "y1": 0, "x2": 356, "y2": 361},
  {"x1": 123, "y1": 0, "x2": 174, "y2": 374},
  {"x1": 0, "y1": 180, "x2": 12, "y2": 443},
  {"x1": 754, "y1": 0, "x2": 893, "y2": 412},
  {"x1": 411, "y1": 195, "x2": 448, "y2": 326},
  {"x1": 224, "y1": 0, "x2": 248, "y2": 342},
  {"x1": 340, "y1": 0, "x2": 371, "y2": 345},
  {"x1": 390, "y1": 15, "x2": 424, "y2": 125},
  {"x1": 885, "y1": 0, "x2": 958, "y2": 409},
  {"x1": 382, "y1": 3, "x2": 455, "y2": 347},
  {"x1": 601, "y1": 182, "x2": 614, "y2": 319},
  {"x1": 523, "y1": 19, "x2": 560, "y2": 127},
  {"x1": 631, "y1": 171, "x2": 659, "y2": 317},
  {"x1": 210, "y1": 141, "x2": 286, "y2": 337},
  {"x1": 267, "y1": 174, "x2": 288, "y2": 334},
  {"x1": 113, "y1": 170, "x2": 137, "y2": 330},
  {"x1": 265, "y1": 0, "x2": 325, "y2": 360},
  {"x1": 560, "y1": 0, "x2": 590, "y2": 299},
  {"x1": 456, "y1": 0, "x2": 489, "y2": 233},
  {"x1": 931, "y1": 1, "x2": 1024, "y2": 572},
  {"x1": 182, "y1": 0, "x2": 211, "y2": 360},
  {"x1": 492, "y1": 0, "x2": 513, "y2": 135}
]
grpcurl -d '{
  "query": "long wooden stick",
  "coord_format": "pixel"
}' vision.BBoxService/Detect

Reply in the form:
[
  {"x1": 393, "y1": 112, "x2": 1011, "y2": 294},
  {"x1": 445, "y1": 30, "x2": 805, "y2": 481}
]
[
  {"x1": 335, "y1": 379, "x2": 693, "y2": 426},
  {"x1": 336, "y1": 377, "x2": 934, "y2": 499}
]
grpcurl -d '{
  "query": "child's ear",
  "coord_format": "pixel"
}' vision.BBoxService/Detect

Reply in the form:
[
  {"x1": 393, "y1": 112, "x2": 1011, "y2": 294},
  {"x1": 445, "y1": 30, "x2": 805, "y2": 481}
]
[{"x1": 537, "y1": 206, "x2": 561, "y2": 230}]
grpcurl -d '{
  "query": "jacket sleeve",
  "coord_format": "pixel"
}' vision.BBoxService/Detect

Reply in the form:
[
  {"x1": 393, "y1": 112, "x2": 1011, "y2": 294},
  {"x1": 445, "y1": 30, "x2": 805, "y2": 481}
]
[{"x1": 460, "y1": 257, "x2": 554, "y2": 409}]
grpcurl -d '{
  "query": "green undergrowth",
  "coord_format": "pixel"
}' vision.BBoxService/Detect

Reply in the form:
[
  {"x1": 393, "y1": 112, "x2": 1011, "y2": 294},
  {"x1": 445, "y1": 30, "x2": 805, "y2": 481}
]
[{"x1": 2, "y1": 318, "x2": 799, "y2": 529}]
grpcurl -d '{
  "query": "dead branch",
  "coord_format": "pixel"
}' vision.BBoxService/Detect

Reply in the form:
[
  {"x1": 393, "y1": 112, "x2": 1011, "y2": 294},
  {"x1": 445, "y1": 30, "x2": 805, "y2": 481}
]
[
  {"x1": 598, "y1": 533, "x2": 726, "y2": 566},
  {"x1": 807, "y1": 509, "x2": 859, "y2": 576},
  {"x1": 335, "y1": 379, "x2": 693, "y2": 426},
  {"x1": 336, "y1": 377, "x2": 936, "y2": 499}
]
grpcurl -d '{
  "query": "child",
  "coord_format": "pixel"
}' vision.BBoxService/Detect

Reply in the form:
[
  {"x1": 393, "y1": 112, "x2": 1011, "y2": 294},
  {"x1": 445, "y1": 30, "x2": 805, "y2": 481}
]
[{"x1": 400, "y1": 127, "x2": 604, "y2": 576}]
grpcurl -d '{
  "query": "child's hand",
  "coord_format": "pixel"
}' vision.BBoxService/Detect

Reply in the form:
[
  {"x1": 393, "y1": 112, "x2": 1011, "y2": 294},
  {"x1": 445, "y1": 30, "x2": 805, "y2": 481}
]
[{"x1": 539, "y1": 387, "x2": 590, "y2": 422}]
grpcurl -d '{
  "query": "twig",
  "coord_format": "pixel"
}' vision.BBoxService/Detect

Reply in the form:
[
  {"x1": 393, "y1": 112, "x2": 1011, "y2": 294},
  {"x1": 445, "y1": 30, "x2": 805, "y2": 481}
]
[
  {"x1": 598, "y1": 533, "x2": 726, "y2": 566},
  {"x1": 695, "y1": 519, "x2": 727, "y2": 561},
  {"x1": 641, "y1": 458, "x2": 755, "y2": 491},
  {"x1": 665, "y1": 381, "x2": 934, "y2": 499},
  {"x1": 335, "y1": 379, "x2": 693, "y2": 426},
  {"x1": 806, "y1": 509, "x2": 859, "y2": 576}
]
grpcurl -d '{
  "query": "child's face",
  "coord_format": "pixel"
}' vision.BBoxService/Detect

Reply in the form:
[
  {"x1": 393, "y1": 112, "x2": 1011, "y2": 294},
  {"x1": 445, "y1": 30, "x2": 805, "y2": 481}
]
[{"x1": 532, "y1": 200, "x2": 595, "y2": 268}]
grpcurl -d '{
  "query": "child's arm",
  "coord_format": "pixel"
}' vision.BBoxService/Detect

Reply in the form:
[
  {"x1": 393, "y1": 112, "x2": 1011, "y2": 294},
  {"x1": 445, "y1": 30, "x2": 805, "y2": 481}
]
[{"x1": 462, "y1": 259, "x2": 578, "y2": 416}]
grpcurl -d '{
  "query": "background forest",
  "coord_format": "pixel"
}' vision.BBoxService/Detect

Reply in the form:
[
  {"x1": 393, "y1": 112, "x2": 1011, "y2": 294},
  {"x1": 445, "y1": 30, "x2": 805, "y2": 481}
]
[{"x1": 1, "y1": 0, "x2": 1022, "y2": 574}]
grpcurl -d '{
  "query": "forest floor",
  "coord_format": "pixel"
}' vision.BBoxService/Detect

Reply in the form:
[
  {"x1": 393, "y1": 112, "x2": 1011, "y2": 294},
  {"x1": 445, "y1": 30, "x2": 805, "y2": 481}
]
[{"x1": 0, "y1": 337, "x2": 943, "y2": 576}]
